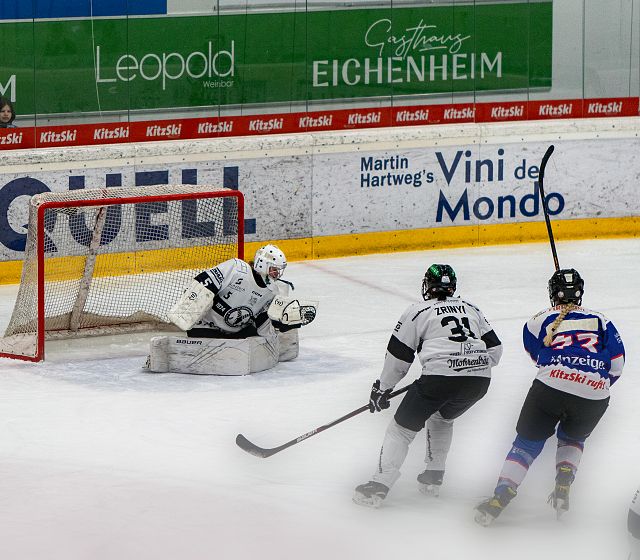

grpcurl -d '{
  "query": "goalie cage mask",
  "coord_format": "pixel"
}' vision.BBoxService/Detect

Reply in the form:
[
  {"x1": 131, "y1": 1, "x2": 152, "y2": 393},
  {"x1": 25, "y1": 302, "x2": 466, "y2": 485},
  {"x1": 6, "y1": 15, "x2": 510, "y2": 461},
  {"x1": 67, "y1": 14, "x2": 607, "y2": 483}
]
[
  {"x1": 548, "y1": 268, "x2": 584, "y2": 306},
  {"x1": 422, "y1": 264, "x2": 457, "y2": 301},
  {"x1": 253, "y1": 244, "x2": 287, "y2": 283}
]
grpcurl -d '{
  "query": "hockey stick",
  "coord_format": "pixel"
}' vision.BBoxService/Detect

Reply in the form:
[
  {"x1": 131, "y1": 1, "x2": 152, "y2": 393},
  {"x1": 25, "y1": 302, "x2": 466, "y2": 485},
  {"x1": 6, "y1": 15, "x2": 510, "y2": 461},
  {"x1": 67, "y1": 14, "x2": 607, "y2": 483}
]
[
  {"x1": 537, "y1": 145, "x2": 560, "y2": 271},
  {"x1": 236, "y1": 384, "x2": 411, "y2": 458}
]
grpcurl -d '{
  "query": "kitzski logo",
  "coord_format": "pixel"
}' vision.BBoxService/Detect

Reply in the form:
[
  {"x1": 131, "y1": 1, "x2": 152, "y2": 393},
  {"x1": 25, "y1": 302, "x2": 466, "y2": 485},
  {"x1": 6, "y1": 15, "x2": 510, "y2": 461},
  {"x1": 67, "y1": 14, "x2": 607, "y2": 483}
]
[
  {"x1": 538, "y1": 103, "x2": 573, "y2": 117},
  {"x1": 396, "y1": 109, "x2": 429, "y2": 122},
  {"x1": 0, "y1": 131, "x2": 23, "y2": 145},
  {"x1": 299, "y1": 115, "x2": 332, "y2": 128},
  {"x1": 40, "y1": 130, "x2": 77, "y2": 143},
  {"x1": 490, "y1": 106, "x2": 524, "y2": 119},
  {"x1": 146, "y1": 124, "x2": 181, "y2": 137},
  {"x1": 348, "y1": 112, "x2": 381, "y2": 125},
  {"x1": 197, "y1": 121, "x2": 233, "y2": 134},
  {"x1": 587, "y1": 101, "x2": 623, "y2": 114},
  {"x1": 443, "y1": 107, "x2": 475, "y2": 120},
  {"x1": 249, "y1": 118, "x2": 283, "y2": 132},
  {"x1": 94, "y1": 126, "x2": 129, "y2": 140}
]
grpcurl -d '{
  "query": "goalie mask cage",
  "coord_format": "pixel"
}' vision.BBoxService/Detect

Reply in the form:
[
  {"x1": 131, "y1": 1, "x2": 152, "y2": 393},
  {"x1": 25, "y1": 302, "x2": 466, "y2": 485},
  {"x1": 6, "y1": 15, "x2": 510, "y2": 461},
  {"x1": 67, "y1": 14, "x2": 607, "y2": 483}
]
[{"x1": 0, "y1": 185, "x2": 244, "y2": 362}]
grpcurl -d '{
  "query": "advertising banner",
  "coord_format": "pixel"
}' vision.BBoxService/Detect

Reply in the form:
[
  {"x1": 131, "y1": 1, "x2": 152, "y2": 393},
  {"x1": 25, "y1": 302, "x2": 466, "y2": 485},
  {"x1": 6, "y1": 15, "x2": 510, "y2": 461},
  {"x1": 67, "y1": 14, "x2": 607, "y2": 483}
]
[
  {"x1": 0, "y1": 135, "x2": 638, "y2": 262},
  {"x1": 1, "y1": 2, "x2": 552, "y2": 115},
  {"x1": 2, "y1": 96, "x2": 637, "y2": 151}
]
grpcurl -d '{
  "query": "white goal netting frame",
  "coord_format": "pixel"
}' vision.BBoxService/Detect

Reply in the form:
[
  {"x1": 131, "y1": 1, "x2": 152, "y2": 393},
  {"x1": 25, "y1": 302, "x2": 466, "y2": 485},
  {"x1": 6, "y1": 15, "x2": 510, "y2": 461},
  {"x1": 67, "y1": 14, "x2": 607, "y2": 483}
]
[{"x1": 0, "y1": 184, "x2": 244, "y2": 362}]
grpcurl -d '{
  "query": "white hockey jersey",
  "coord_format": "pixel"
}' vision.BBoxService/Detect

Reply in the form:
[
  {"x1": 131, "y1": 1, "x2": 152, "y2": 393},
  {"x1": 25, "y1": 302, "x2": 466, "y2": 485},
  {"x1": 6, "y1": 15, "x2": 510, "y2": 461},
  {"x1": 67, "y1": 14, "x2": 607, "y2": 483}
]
[
  {"x1": 379, "y1": 296, "x2": 503, "y2": 391},
  {"x1": 193, "y1": 258, "x2": 284, "y2": 337},
  {"x1": 630, "y1": 487, "x2": 640, "y2": 541}
]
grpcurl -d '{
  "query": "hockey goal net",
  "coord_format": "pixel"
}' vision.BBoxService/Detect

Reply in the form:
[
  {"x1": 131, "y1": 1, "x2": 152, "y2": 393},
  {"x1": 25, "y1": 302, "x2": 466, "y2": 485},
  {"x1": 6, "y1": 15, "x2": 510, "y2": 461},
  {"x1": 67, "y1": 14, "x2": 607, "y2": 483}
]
[{"x1": 0, "y1": 185, "x2": 244, "y2": 362}]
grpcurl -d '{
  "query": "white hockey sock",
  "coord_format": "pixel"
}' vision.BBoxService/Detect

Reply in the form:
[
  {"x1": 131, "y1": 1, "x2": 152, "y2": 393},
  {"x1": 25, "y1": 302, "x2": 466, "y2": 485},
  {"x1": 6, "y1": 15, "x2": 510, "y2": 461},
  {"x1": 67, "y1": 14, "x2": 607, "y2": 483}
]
[
  {"x1": 556, "y1": 437, "x2": 584, "y2": 474},
  {"x1": 372, "y1": 420, "x2": 418, "y2": 489},
  {"x1": 424, "y1": 412, "x2": 454, "y2": 471}
]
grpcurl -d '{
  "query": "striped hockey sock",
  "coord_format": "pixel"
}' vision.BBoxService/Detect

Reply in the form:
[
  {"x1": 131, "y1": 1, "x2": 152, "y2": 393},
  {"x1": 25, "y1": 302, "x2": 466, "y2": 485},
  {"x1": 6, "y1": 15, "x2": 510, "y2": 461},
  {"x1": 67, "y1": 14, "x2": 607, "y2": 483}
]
[{"x1": 496, "y1": 435, "x2": 545, "y2": 490}]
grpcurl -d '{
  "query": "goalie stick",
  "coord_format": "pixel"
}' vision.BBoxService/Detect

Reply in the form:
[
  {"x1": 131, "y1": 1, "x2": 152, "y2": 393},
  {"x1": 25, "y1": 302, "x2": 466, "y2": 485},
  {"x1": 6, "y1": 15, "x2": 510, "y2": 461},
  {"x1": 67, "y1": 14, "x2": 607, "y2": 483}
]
[
  {"x1": 537, "y1": 145, "x2": 560, "y2": 270},
  {"x1": 236, "y1": 384, "x2": 411, "y2": 458}
]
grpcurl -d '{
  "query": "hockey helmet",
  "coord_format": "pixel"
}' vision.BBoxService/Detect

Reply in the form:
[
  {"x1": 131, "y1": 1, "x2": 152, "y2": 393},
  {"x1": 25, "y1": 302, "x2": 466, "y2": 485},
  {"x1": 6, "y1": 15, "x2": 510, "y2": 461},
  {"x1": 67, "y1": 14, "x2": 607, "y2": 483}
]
[
  {"x1": 253, "y1": 244, "x2": 287, "y2": 283},
  {"x1": 422, "y1": 264, "x2": 457, "y2": 300},
  {"x1": 548, "y1": 268, "x2": 584, "y2": 306}
]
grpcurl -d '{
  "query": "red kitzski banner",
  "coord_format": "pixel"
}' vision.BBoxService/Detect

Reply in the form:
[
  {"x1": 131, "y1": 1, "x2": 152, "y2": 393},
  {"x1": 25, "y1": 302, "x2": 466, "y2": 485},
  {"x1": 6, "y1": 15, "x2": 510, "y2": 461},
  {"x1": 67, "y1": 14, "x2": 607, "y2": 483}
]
[{"x1": 2, "y1": 97, "x2": 638, "y2": 151}]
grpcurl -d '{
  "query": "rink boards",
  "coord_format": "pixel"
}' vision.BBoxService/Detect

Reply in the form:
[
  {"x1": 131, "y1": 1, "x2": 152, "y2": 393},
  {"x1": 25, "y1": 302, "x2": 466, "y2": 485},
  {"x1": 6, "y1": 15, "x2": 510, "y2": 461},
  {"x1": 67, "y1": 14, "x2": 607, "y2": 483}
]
[{"x1": 0, "y1": 117, "x2": 639, "y2": 283}]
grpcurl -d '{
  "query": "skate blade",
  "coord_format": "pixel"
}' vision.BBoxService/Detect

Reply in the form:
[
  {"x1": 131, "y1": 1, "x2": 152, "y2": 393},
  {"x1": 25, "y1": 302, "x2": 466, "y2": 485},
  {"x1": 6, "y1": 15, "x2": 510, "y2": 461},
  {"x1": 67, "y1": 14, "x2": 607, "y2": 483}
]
[
  {"x1": 474, "y1": 509, "x2": 496, "y2": 527},
  {"x1": 555, "y1": 501, "x2": 569, "y2": 520},
  {"x1": 352, "y1": 493, "x2": 384, "y2": 509},
  {"x1": 547, "y1": 492, "x2": 569, "y2": 519},
  {"x1": 419, "y1": 483, "x2": 440, "y2": 497}
]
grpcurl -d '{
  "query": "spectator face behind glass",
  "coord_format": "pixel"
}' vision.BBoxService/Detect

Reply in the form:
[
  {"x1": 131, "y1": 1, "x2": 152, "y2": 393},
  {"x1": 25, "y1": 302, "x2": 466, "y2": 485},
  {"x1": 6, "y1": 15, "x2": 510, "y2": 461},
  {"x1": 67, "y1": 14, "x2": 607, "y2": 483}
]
[{"x1": 0, "y1": 98, "x2": 16, "y2": 128}]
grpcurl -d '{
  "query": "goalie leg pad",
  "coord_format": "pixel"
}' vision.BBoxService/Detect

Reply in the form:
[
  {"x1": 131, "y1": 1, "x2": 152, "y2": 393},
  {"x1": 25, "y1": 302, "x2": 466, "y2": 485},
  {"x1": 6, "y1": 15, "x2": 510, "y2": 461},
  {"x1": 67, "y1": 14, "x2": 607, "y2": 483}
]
[
  {"x1": 147, "y1": 335, "x2": 278, "y2": 375},
  {"x1": 278, "y1": 329, "x2": 299, "y2": 362}
]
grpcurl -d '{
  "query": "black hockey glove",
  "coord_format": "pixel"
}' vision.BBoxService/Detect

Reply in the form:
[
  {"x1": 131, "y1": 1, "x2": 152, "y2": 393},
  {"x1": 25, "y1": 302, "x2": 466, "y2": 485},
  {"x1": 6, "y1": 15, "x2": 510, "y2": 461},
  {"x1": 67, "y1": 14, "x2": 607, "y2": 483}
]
[{"x1": 369, "y1": 380, "x2": 392, "y2": 413}]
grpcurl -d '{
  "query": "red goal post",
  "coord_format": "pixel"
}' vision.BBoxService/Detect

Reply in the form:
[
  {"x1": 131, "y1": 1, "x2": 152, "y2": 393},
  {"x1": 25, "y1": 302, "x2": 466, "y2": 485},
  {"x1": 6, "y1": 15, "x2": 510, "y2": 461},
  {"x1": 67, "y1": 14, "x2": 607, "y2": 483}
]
[{"x1": 0, "y1": 185, "x2": 244, "y2": 362}]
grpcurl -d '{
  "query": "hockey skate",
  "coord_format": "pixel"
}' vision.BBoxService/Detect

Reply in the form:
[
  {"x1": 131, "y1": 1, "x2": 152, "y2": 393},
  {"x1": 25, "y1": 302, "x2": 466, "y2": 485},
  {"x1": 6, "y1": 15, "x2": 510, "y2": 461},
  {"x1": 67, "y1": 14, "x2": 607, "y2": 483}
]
[
  {"x1": 548, "y1": 465, "x2": 575, "y2": 518},
  {"x1": 417, "y1": 469, "x2": 444, "y2": 497},
  {"x1": 353, "y1": 481, "x2": 389, "y2": 508},
  {"x1": 474, "y1": 485, "x2": 517, "y2": 526}
]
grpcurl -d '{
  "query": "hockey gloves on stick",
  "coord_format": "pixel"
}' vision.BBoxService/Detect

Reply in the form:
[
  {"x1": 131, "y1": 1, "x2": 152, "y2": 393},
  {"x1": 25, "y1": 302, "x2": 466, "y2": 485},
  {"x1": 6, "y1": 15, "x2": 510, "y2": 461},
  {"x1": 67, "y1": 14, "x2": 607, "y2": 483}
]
[{"x1": 369, "y1": 380, "x2": 393, "y2": 413}]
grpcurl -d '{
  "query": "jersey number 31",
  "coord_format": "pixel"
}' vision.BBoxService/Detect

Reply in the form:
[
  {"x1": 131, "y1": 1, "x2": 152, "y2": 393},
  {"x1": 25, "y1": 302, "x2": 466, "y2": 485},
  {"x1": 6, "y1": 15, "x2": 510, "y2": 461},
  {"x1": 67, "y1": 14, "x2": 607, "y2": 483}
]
[{"x1": 441, "y1": 316, "x2": 476, "y2": 342}]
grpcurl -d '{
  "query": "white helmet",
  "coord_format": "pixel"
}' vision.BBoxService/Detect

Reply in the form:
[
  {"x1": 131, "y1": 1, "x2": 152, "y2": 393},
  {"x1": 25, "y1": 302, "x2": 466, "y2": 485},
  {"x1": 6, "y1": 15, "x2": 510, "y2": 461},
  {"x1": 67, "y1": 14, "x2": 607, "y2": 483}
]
[{"x1": 253, "y1": 244, "x2": 287, "y2": 283}]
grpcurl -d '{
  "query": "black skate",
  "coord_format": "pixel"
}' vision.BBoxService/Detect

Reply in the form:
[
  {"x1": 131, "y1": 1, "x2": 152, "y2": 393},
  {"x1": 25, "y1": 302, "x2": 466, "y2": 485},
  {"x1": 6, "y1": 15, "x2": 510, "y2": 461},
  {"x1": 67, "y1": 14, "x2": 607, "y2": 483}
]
[
  {"x1": 417, "y1": 469, "x2": 444, "y2": 497},
  {"x1": 474, "y1": 485, "x2": 517, "y2": 526},
  {"x1": 548, "y1": 465, "x2": 575, "y2": 518},
  {"x1": 353, "y1": 481, "x2": 389, "y2": 508}
]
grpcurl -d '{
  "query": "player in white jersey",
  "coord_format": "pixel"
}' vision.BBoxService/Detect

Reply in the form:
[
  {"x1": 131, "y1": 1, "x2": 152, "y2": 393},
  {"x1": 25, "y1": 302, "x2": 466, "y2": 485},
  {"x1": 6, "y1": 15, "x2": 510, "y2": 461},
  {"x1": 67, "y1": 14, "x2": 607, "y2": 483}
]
[
  {"x1": 630, "y1": 488, "x2": 640, "y2": 559},
  {"x1": 475, "y1": 268, "x2": 625, "y2": 526},
  {"x1": 353, "y1": 264, "x2": 503, "y2": 508},
  {"x1": 187, "y1": 246, "x2": 288, "y2": 341},
  {"x1": 146, "y1": 244, "x2": 317, "y2": 375}
]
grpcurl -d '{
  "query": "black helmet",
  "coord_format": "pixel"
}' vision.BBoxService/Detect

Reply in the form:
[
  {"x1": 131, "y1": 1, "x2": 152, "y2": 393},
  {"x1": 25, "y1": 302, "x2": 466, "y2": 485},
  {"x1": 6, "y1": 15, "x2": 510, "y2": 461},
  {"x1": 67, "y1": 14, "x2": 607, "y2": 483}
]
[
  {"x1": 422, "y1": 264, "x2": 456, "y2": 300},
  {"x1": 548, "y1": 268, "x2": 584, "y2": 306}
]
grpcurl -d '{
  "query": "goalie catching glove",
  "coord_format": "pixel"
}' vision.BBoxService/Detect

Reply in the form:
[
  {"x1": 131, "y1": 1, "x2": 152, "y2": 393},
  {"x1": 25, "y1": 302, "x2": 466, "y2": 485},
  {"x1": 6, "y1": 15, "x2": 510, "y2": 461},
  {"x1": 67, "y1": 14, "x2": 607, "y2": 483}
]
[{"x1": 267, "y1": 295, "x2": 318, "y2": 327}]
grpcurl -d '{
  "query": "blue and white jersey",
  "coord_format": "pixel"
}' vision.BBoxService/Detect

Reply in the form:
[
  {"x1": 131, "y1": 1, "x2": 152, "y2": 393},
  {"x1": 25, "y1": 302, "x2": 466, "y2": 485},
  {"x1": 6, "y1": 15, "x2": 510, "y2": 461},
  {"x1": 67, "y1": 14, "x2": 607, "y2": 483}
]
[{"x1": 523, "y1": 305, "x2": 625, "y2": 400}]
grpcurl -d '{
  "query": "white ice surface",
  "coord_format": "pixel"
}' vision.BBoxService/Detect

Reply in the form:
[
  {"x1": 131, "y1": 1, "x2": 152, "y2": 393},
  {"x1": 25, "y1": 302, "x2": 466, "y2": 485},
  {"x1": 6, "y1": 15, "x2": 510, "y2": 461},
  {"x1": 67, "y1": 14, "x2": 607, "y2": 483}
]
[{"x1": 0, "y1": 239, "x2": 638, "y2": 560}]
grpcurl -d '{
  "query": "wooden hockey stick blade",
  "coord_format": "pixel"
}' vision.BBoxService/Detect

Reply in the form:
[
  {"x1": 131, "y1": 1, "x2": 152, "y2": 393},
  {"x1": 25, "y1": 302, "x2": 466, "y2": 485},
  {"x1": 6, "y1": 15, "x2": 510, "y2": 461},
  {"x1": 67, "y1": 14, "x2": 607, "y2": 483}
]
[{"x1": 235, "y1": 384, "x2": 411, "y2": 459}]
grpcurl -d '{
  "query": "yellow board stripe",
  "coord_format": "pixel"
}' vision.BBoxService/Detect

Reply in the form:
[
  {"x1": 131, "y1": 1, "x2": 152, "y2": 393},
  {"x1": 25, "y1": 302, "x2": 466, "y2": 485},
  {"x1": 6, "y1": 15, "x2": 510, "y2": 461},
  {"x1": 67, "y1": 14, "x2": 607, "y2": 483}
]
[
  {"x1": 251, "y1": 216, "x2": 640, "y2": 261},
  {"x1": 1, "y1": 216, "x2": 639, "y2": 285}
]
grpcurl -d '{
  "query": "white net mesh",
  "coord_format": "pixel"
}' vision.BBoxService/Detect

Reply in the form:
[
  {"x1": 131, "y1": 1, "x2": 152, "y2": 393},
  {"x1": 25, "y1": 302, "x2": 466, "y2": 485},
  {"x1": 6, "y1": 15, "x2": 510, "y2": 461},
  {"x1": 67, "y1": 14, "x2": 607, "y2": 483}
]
[{"x1": 0, "y1": 185, "x2": 241, "y2": 360}]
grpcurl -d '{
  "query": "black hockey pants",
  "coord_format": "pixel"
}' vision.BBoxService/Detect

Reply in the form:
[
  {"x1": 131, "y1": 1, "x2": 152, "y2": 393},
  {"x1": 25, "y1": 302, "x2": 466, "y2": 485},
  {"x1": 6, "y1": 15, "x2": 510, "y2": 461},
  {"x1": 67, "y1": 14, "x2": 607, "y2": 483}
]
[
  {"x1": 515, "y1": 380, "x2": 609, "y2": 441},
  {"x1": 394, "y1": 375, "x2": 490, "y2": 432}
]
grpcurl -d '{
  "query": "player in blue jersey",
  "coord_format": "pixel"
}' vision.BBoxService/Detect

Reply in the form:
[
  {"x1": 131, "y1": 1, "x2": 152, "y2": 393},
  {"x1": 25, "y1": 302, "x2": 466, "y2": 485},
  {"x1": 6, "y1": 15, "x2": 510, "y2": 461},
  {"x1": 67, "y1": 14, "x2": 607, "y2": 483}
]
[{"x1": 474, "y1": 268, "x2": 625, "y2": 526}]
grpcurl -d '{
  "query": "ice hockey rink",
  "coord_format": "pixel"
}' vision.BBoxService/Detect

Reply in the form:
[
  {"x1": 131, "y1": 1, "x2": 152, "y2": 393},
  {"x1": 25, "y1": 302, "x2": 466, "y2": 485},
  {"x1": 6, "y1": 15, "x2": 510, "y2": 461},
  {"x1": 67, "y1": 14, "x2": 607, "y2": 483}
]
[{"x1": 0, "y1": 237, "x2": 638, "y2": 560}]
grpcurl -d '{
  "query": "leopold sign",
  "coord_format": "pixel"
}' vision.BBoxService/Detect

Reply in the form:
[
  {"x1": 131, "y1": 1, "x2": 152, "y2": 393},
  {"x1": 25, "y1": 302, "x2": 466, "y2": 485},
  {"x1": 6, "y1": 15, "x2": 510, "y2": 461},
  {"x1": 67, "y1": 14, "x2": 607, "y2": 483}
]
[{"x1": 4, "y1": 1, "x2": 551, "y2": 115}]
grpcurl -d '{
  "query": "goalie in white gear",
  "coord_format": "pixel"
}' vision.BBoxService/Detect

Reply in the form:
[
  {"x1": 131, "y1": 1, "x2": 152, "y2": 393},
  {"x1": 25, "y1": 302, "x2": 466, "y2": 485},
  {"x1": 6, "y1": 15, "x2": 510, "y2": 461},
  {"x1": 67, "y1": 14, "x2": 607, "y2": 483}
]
[{"x1": 147, "y1": 244, "x2": 317, "y2": 375}]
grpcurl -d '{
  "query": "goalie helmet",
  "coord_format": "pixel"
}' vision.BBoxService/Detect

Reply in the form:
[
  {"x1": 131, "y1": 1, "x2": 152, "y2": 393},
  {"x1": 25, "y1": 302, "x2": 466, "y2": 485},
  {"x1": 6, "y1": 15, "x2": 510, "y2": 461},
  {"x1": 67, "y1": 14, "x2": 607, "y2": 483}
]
[
  {"x1": 548, "y1": 268, "x2": 584, "y2": 306},
  {"x1": 422, "y1": 264, "x2": 456, "y2": 300},
  {"x1": 253, "y1": 244, "x2": 287, "y2": 284}
]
